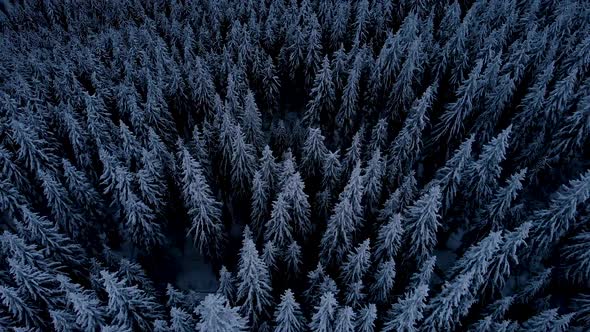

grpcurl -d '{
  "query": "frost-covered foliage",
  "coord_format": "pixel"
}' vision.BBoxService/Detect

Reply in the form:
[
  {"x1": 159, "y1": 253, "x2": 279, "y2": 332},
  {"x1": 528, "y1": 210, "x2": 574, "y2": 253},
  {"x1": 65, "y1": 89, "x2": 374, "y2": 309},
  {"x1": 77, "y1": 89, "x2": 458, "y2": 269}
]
[{"x1": 0, "y1": 0, "x2": 589, "y2": 330}]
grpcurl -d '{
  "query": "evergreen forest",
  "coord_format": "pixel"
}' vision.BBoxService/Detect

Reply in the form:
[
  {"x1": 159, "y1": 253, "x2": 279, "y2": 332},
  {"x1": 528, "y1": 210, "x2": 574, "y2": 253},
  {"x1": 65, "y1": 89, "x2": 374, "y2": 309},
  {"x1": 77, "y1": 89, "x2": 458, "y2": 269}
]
[{"x1": 0, "y1": 0, "x2": 590, "y2": 331}]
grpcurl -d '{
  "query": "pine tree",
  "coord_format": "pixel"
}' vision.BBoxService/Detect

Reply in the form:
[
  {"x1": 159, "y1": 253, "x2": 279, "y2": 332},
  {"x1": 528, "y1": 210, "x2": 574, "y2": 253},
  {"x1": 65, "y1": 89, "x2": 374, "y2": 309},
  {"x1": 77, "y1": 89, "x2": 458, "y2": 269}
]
[
  {"x1": 528, "y1": 170, "x2": 590, "y2": 258},
  {"x1": 562, "y1": 231, "x2": 590, "y2": 284},
  {"x1": 170, "y1": 307, "x2": 196, "y2": 332},
  {"x1": 251, "y1": 171, "x2": 270, "y2": 238},
  {"x1": 196, "y1": 294, "x2": 248, "y2": 332},
  {"x1": 0, "y1": 285, "x2": 43, "y2": 328},
  {"x1": 217, "y1": 266, "x2": 237, "y2": 305},
  {"x1": 383, "y1": 284, "x2": 429, "y2": 332},
  {"x1": 231, "y1": 125, "x2": 257, "y2": 194},
  {"x1": 18, "y1": 206, "x2": 85, "y2": 267},
  {"x1": 334, "y1": 306, "x2": 356, "y2": 332},
  {"x1": 369, "y1": 258, "x2": 396, "y2": 304},
  {"x1": 240, "y1": 90, "x2": 264, "y2": 149},
  {"x1": 521, "y1": 308, "x2": 574, "y2": 332},
  {"x1": 285, "y1": 240, "x2": 302, "y2": 275},
  {"x1": 479, "y1": 224, "x2": 528, "y2": 295},
  {"x1": 305, "y1": 57, "x2": 335, "y2": 126},
  {"x1": 100, "y1": 270, "x2": 163, "y2": 331},
  {"x1": 38, "y1": 168, "x2": 85, "y2": 238},
  {"x1": 320, "y1": 196, "x2": 355, "y2": 265},
  {"x1": 301, "y1": 128, "x2": 328, "y2": 177},
  {"x1": 337, "y1": 51, "x2": 365, "y2": 134},
  {"x1": 355, "y1": 303, "x2": 377, "y2": 332},
  {"x1": 389, "y1": 39, "x2": 428, "y2": 112},
  {"x1": 379, "y1": 171, "x2": 417, "y2": 221},
  {"x1": 341, "y1": 239, "x2": 371, "y2": 284},
  {"x1": 368, "y1": 119, "x2": 389, "y2": 156},
  {"x1": 322, "y1": 150, "x2": 342, "y2": 192},
  {"x1": 237, "y1": 236, "x2": 273, "y2": 326},
  {"x1": 421, "y1": 272, "x2": 474, "y2": 332},
  {"x1": 363, "y1": 148, "x2": 385, "y2": 211},
  {"x1": 259, "y1": 145, "x2": 279, "y2": 193},
  {"x1": 178, "y1": 141, "x2": 225, "y2": 257},
  {"x1": 309, "y1": 292, "x2": 337, "y2": 332},
  {"x1": 344, "y1": 280, "x2": 366, "y2": 308},
  {"x1": 410, "y1": 256, "x2": 437, "y2": 288},
  {"x1": 477, "y1": 169, "x2": 527, "y2": 230},
  {"x1": 274, "y1": 289, "x2": 304, "y2": 332},
  {"x1": 426, "y1": 135, "x2": 474, "y2": 212},
  {"x1": 59, "y1": 276, "x2": 107, "y2": 332},
  {"x1": 375, "y1": 213, "x2": 404, "y2": 262},
  {"x1": 265, "y1": 192, "x2": 293, "y2": 247},
  {"x1": 262, "y1": 240, "x2": 279, "y2": 271},
  {"x1": 466, "y1": 126, "x2": 512, "y2": 205},
  {"x1": 404, "y1": 185, "x2": 442, "y2": 264},
  {"x1": 388, "y1": 84, "x2": 435, "y2": 183},
  {"x1": 342, "y1": 128, "x2": 365, "y2": 179},
  {"x1": 434, "y1": 60, "x2": 484, "y2": 141},
  {"x1": 515, "y1": 268, "x2": 552, "y2": 304},
  {"x1": 7, "y1": 257, "x2": 55, "y2": 309},
  {"x1": 282, "y1": 172, "x2": 312, "y2": 236},
  {"x1": 50, "y1": 309, "x2": 77, "y2": 332}
]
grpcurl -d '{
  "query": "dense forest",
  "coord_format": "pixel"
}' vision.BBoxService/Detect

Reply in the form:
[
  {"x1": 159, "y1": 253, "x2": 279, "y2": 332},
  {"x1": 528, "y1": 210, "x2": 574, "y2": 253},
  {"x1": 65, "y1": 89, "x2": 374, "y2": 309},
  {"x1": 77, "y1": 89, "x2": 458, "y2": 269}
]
[{"x1": 0, "y1": 0, "x2": 589, "y2": 331}]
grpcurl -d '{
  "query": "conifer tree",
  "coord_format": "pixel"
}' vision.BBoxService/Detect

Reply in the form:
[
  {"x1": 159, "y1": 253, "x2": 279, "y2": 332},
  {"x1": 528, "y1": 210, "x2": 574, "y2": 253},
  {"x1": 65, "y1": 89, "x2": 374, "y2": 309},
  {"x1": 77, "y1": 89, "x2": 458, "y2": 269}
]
[
  {"x1": 528, "y1": 170, "x2": 590, "y2": 258},
  {"x1": 370, "y1": 258, "x2": 396, "y2": 304},
  {"x1": 170, "y1": 307, "x2": 196, "y2": 332},
  {"x1": 251, "y1": 170, "x2": 269, "y2": 238},
  {"x1": 521, "y1": 308, "x2": 574, "y2": 332},
  {"x1": 285, "y1": 240, "x2": 302, "y2": 275},
  {"x1": 355, "y1": 303, "x2": 377, "y2": 332},
  {"x1": 322, "y1": 150, "x2": 342, "y2": 192},
  {"x1": 466, "y1": 126, "x2": 512, "y2": 205},
  {"x1": 344, "y1": 280, "x2": 367, "y2": 308},
  {"x1": 0, "y1": 285, "x2": 43, "y2": 328},
  {"x1": 274, "y1": 289, "x2": 304, "y2": 332},
  {"x1": 217, "y1": 266, "x2": 237, "y2": 305},
  {"x1": 237, "y1": 236, "x2": 273, "y2": 326},
  {"x1": 231, "y1": 125, "x2": 257, "y2": 195},
  {"x1": 368, "y1": 119, "x2": 389, "y2": 156},
  {"x1": 259, "y1": 145, "x2": 279, "y2": 193},
  {"x1": 421, "y1": 272, "x2": 474, "y2": 332},
  {"x1": 379, "y1": 172, "x2": 417, "y2": 222},
  {"x1": 477, "y1": 169, "x2": 527, "y2": 230},
  {"x1": 305, "y1": 57, "x2": 335, "y2": 126},
  {"x1": 562, "y1": 231, "x2": 590, "y2": 284},
  {"x1": 334, "y1": 306, "x2": 356, "y2": 332},
  {"x1": 434, "y1": 60, "x2": 484, "y2": 141},
  {"x1": 341, "y1": 239, "x2": 371, "y2": 284},
  {"x1": 375, "y1": 213, "x2": 404, "y2": 261},
  {"x1": 363, "y1": 148, "x2": 385, "y2": 211},
  {"x1": 426, "y1": 135, "x2": 474, "y2": 212},
  {"x1": 301, "y1": 128, "x2": 328, "y2": 177},
  {"x1": 484, "y1": 222, "x2": 531, "y2": 294},
  {"x1": 404, "y1": 186, "x2": 442, "y2": 264},
  {"x1": 388, "y1": 84, "x2": 435, "y2": 183},
  {"x1": 282, "y1": 172, "x2": 311, "y2": 236},
  {"x1": 241, "y1": 90, "x2": 264, "y2": 150},
  {"x1": 337, "y1": 52, "x2": 365, "y2": 134},
  {"x1": 383, "y1": 284, "x2": 429, "y2": 332},
  {"x1": 265, "y1": 193, "x2": 293, "y2": 247},
  {"x1": 309, "y1": 292, "x2": 337, "y2": 332},
  {"x1": 178, "y1": 141, "x2": 225, "y2": 257},
  {"x1": 196, "y1": 294, "x2": 248, "y2": 332},
  {"x1": 100, "y1": 270, "x2": 163, "y2": 331}
]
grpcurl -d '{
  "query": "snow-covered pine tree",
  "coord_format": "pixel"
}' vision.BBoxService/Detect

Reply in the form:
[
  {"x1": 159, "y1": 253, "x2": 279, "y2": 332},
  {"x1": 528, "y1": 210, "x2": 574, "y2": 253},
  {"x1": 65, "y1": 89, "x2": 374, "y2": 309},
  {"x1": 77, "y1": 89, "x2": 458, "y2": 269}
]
[
  {"x1": 178, "y1": 141, "x2": 225, "y2": 257},
  {"x1": 274, "y1": 289, "x2": 304, "y2": 332},
  {"x1": 237, "y1": 235, "x2": 273, "y2": 326},
  {"x1": 196, "y1": 294, "x2": 248, "y2": 332},
  {"x1": 308, "y1": 292, "x2": 337, "y2": 332},
  {"x1": 404, "y1": 185, "x2": 442, "y2": 264}
]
